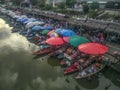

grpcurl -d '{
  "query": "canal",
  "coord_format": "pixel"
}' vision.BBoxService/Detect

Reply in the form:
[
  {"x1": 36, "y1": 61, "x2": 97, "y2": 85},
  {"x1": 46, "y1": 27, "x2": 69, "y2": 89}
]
[{"x1": 0, "y1": 18, "x2": 120, "y2": 90}]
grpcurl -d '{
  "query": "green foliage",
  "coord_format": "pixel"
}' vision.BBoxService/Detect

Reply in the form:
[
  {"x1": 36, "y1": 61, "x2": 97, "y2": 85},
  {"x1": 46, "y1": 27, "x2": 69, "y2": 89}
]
[
  {"x1": 57, "y1": 2, "x2": 66, "y2": 11},
  {"x1": 90, "y1": 2, "x2": 99, "y2": 10},
  {"x1": 34, "y1": 0, "x2": 46, "y2": 8},
  {"x1": 43, "y1": 4, "x2": 53, "y2": 10},
  {"x1": 83, "y1": 4, "x2": 89, "y2": 13},
  {"x1": 10, "y1": 0, "x2": 21, "y2": 5},
  {"x1": 0, "y1": 0, "x2": 5, "y2": 4},
  {"x1": 66, "y1": 0, "x2": 76, "y2": 8},
  {"x1": 89, "y1": 10, "x2": 98, "y2": 18},
  {"x1": 30, "y1": 0, "x2": 38, "y2": 5}
]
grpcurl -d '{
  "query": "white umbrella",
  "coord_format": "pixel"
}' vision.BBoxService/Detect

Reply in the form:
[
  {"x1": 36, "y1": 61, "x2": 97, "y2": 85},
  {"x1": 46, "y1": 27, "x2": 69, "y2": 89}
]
[{"x1": 25, "y1": 21, "x2": 44, "y2": 29}]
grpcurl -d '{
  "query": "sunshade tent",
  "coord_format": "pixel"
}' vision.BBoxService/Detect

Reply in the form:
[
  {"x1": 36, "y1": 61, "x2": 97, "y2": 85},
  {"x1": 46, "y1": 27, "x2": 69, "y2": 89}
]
[
  {"x1": 50, "y1": 32, "x2": 59, "y2": 37},
  {"x1": 42, "y1": 25, "x2": 53, "y2": 30},
  {"x1": 69, "y1": 36, "x2": 90, "y2": 47},
  {"x1": 42, "y1": 30, "x2": 50, "y2": 35},
  {"x1": 60, "y1": 29, "x2": 76, "y2": 37},
  {"x1": 23, "y1": 20, "x2": 31, "y2": 24},
  {"x1": 47, "y1": 30, "x2": 55, "y2": 36},
  {"x1": 21, "y1": 18, "x2": 29, "y2": 23},
  {"x1": 55, "y1": 28, "x2": 63, "y2": 34},
  {"x1": 25, "y1": 21, "x2": 44, "y2": 29},
  {"x1": 78, "y1": 43, "x2": 108, "y2": 55},
  {"x1": 63, "y1": 37, "x2": 69, "y2": 43},
  {"x1": 32, "y1": 25, "x2": 43, "y2": 31},
  {"x1": 46, "y1": 37, "x2": 65, "y2": 45}
]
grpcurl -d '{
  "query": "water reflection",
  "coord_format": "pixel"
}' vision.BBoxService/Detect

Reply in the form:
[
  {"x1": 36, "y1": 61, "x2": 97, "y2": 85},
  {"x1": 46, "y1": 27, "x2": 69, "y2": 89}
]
[
  {"x1": 76, "y1": 77, "x2": 99, "y2": 89},
  {"x1": 0, "y1": 18, "x2": 120, "y2": 90},
  {"x1": 47, "y1": 57, "x2": 61, "y2": 67},
  {"x1": 103, "y1": 68, "x2": 120, "y2": 88}
]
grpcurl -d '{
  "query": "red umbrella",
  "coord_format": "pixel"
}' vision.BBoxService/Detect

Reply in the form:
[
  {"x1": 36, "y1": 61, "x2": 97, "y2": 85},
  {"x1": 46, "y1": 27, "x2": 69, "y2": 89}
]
[
  {"x1": 78, "y1": 43, "x2": 108, "y2": 55},
  {"x1": 63, "y1": 37, "x2": 69, "y2": 43},
  {"x1": 46, "y1": 37, "x2": 65, "y2": 45}
]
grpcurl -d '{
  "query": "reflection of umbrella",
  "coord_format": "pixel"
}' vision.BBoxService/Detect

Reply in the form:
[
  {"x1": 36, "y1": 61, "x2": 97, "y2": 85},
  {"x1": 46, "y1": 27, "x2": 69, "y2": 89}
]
[
  {"x1": 32, "y1": 26, "x2": 43, "y2": 31},
  {"x1": 46, "y1": 37, "x2": 65, "y2": 45},
  {"x1": 50, "y1": 32, "x2": 59, "y2": 37},
  {"x1": 69, "y1": 36, "x2": 90, "y2": 47},
  {"x1": 42, "y1": 26, "x2": 53, "y2": 30},
  {"x1": 63, "y1": 37, "x2": 69, "y2": 43},
  {"x1": 78, "y1": 43, "x2": 108, "y2": 55},
  {"x1": 42, "y1": 30, "x2": 50, "y2": 35},
  {"x1": 60, "y1": 30, "x2": 76, "y2": 37}
]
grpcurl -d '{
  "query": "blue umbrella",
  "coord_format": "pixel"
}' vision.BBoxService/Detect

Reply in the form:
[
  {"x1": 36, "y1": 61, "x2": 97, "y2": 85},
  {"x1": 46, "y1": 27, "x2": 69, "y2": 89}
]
[
  {"x1": 55, "y1": 28, "x2": 63, "y2": 34},
  {"x1": 16, "y1": 18, "x2": 22, "y2": 21},
  {"x1": 32, "y1": 25, "x2": 43, "y2": 31},
  {"x1": 32, "y1": 19, "x2": 39, "y2": 22},
  {"x1": 42, "y1": 26, "x2": 53, "y2": 30},
  {"x1": 23, "y1": 20, "x2": 31, "y2": 24},
  {"x1": 60, "y1": 29, "x2": 76, "y2": 37},
  {"x1": 21, "y1": 18, "x2": 29, "y2": 23}
]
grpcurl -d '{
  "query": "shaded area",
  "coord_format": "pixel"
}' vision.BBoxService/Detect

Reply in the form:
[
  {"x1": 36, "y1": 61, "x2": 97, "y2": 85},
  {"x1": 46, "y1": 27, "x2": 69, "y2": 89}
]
[
  {"x1": 76, "y1": 77, "x2": 99, "y2": 89},
  {"x1": 47, "y1": 57, "x2": 61, "y2": 67},
  {"x1": 102, "y1": 68, "x2": 120, "y2": 88}
]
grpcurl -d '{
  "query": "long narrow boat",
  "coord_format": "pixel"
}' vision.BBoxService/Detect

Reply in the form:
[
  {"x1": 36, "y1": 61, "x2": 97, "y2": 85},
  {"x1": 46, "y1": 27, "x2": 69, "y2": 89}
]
[
  {"x1": 33, "y1": 46, "x2": 61, "y2": 55},
  {"x1": 33, "y1": 47, "x2": 53, "y2": 55},
  {"x1": 48, "y1": 49, "x2": 65, "y2": 57},
  {"x1": 12, "y1": 29, "x2": 20, "y2": 33},
  {"x1": 64, "y1": 62, "x2": 79, "y2": 75},
  {"x1": 76, "y1": 63, "x2": 105, "y2": 79}
]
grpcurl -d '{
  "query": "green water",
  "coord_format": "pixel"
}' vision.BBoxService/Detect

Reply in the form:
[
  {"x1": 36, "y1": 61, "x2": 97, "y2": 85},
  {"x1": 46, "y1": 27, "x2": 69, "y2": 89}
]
[{"x1": 0, "y1": 18, "x2": 120, "y2": 90}]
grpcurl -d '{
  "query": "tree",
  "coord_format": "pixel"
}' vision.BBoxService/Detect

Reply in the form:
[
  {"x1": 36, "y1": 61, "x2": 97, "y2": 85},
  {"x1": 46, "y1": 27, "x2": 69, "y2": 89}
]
[
  {"x1": 83, "y1": 4, "x2": 89, "y2": 13},
  {"x1": 66, "y1": 0, "x2": 76, "y2": 8},
  {"x1": 90, "y1": 2, "x2": 99, "y2": 10},
  {"x1": 10, "y1": 0, "x2": 21, "y2": 5},
  {"x1": 30, "y1": 0, "x2": 38, "y2": 6},
  {"x1": 43, "y1": 4, "x2": 53, "y2": 10},
  {"x1": 0, "y1": 0, "x2": 5, "y2": 4},
  {"x1": 57, "y1": 2, "x2": 66, "y2": 11},
  {"x1": 36, "y1": 0, "x2": 46, "y2": 8}
]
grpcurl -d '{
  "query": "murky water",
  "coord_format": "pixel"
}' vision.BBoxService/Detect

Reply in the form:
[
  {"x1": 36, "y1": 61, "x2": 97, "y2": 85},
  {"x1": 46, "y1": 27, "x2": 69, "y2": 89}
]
[{"x1": 0, "y1": 18, "x2": 120, "y2": 90}]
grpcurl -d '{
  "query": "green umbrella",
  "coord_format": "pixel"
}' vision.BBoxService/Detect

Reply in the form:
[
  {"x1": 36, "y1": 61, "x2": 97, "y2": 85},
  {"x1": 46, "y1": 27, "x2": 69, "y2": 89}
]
[
  {"x1": 41, "y1": 30, "x2": 50, "y2": 35},
  {"x1": 69, "y1": 36, "x2": 90, "y2": 47}
]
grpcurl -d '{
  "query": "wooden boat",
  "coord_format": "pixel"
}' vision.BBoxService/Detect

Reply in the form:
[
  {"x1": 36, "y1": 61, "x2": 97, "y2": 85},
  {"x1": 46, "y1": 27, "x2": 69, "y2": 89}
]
[
  {"x1": 76, "y1": 63, "x2": 105, "y2": 79},
  {"x1": 38, "y1": 41, "x2": 47, "y2": 45},
  {"x1": 12, "y1": 29, "x2": 20, "y2": 33},
  {"x1": 33, "y1": 47, "x2": 53, "y2": 55},
  {"x1": 60, "y1": 60, "x2": 66, "y2": 66},
  {"x1": 39, "y1": 44, "x2": 51, "y2": 49},
  {"x1": 48, "y1": 49, "x2": 65, "y2": 57},
  {"x1": 64, "y1": 62, "x2": 79, "y2": 75},
  {"x1": 57, "y1": 53, "x2": 64, "y2": 59},
  {"x1": 33, "y1": 46, "x2": 61, "y2": 55}
]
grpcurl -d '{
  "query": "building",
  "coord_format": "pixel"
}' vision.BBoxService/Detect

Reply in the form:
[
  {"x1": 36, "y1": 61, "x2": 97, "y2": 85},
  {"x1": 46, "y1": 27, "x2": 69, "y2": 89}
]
[{"x1": 20, "y1": 0, "x2": 32, "y2": 8}]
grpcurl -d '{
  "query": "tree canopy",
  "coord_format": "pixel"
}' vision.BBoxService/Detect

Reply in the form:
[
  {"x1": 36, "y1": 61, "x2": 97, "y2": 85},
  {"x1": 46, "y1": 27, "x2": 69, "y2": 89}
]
[
  {"x1": 83, "y1": 4, "x2": 89, "y2": 13},
  {"x1": 66, "y1": 0, "x2": 76, "y2": 8},
  {"x1": 90, "y1": 2, "x2": 99, "y2": 10}
]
